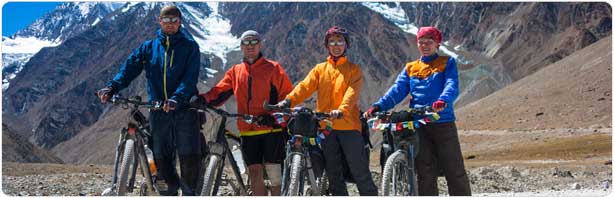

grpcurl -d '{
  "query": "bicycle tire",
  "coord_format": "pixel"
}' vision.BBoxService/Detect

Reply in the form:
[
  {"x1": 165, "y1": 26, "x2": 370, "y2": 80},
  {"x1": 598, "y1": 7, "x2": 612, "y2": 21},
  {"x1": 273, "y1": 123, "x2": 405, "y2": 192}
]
[
  {"x1": 318, "y1": 170, "x2": 329, "y2": 196},
  {"x1": 381, "y1": 151, "x2": 408, "y2": 196},
  {"x1": 117, "y1": 139, "x2": 135, "y2": 196},
  {"x1": 201, "y1": 155, "x2": 221, "y2": 196},
  {"x1": 287, "y1": 154, "x2": 303, "y2": 196}
]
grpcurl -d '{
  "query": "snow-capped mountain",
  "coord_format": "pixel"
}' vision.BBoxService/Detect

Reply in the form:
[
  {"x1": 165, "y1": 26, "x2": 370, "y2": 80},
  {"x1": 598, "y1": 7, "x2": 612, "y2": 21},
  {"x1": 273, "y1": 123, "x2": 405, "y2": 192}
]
[
  {"x1": 11, "y1": 2, "x2": 124, "y2": 42},
  {"x1": 2, "y1": 2, "x2": 124, "y2": 91}
]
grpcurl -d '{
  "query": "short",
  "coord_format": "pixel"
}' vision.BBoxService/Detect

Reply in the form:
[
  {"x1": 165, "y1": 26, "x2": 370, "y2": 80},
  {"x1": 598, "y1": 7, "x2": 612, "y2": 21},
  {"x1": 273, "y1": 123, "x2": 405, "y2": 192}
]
[{"x1": 240, "y1": 131, "x2": 286, "y2": 165}]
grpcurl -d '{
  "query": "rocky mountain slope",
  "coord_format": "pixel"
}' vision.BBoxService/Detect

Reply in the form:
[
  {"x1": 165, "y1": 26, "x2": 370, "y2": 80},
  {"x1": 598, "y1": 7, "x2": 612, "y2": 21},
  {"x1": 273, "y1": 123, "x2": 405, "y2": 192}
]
[
  {"x1": 456, "y1": 36, "x2": 612, "y2": 130},
  {"x1": 2, "y1": 124, "x2": 63, "y2": 163}
]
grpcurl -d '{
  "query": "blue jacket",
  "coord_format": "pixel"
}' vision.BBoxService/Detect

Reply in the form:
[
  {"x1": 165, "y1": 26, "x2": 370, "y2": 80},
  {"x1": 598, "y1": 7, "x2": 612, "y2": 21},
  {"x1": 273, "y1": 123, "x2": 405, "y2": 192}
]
[
  {"x1": 107, "y1": 28, "x2": 200, "y2": 108},
  {"x1": 373, "y1": 54, "x2": 459, "y2": 123}
]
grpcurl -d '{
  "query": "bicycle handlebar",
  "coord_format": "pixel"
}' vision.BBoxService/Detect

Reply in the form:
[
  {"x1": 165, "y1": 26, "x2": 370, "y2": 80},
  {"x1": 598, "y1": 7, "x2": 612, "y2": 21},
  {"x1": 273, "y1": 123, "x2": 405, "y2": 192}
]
[
  {"x1": 264, "y1": 103, "x2": 342, "y2": 119},
  {"x1": 96, "y1": 91, "x2": 162, "y2": 110},
  {"x1": 367, "y1": 106, "x2": 435, "y2": 123},
  {"x1": 196, "y1": 105, "x2": 258, "y2": 124}
]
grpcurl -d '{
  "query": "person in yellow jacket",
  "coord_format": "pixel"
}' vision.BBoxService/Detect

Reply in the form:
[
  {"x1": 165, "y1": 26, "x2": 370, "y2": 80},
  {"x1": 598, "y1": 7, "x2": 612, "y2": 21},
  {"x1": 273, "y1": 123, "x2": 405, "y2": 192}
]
[{"x1": 272, "y1": 26, "x2": 377, "y2": 196}]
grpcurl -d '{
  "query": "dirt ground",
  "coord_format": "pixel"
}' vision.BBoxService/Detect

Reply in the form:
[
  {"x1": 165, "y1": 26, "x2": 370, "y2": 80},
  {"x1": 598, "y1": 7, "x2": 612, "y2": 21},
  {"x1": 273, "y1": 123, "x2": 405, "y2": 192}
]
[{"x1": 2, "y1": 127, "x2": 612, "y2": 196}]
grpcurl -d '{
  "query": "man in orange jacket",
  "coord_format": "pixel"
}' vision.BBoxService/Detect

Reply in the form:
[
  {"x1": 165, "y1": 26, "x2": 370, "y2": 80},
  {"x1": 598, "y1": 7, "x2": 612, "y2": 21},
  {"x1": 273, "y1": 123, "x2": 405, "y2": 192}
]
[
  {"x1": 191, "y1": 30, "x2": 293, "y2": 196},
  {"x1": 272, "y1": 26, "x2": 378, "y2": 196}
]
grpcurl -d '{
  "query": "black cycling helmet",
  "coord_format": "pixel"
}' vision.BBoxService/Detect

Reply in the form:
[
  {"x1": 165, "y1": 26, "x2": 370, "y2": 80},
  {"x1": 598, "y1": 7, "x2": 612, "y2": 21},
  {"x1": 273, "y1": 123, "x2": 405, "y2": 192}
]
[{"x1": 324, "y1": 26, "x2": 350, "y2": 48}]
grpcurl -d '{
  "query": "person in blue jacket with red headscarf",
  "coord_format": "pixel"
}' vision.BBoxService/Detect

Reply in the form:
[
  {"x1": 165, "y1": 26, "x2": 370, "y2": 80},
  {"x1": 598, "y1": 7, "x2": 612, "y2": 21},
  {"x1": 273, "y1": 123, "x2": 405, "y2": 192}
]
[{"x1": 364, "y1": 26, "x2": 471, "y2": 196}]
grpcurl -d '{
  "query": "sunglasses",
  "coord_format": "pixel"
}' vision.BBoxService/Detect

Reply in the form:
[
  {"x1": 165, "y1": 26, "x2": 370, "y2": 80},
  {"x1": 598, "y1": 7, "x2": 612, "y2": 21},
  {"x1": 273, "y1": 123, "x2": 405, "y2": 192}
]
[
  {"x1": 328, "y1": 41, "x2": 345, "y2": 46},
  {"x1": 418, "y1": 40, "x2": 435, "y2": 46},
  {"x1": 241, "y1": 39, "x2": 260, "y2": 46},
  {"x1": 161, "y1": 17, "x2": 180, "y2": 23}
]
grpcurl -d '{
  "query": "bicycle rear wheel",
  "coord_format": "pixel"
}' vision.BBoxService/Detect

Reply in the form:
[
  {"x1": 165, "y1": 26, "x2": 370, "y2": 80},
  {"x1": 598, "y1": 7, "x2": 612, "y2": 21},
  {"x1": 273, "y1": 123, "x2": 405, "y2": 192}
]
[
  {"x1": 200, "y1": 155, "x2": 221, "y2": 195},
  {"x1": 117, "y1": 139, "x2": 135, "y2": 195},
  {"x1": 381, "y1": 150, "x2": 411, "y2": 196}
]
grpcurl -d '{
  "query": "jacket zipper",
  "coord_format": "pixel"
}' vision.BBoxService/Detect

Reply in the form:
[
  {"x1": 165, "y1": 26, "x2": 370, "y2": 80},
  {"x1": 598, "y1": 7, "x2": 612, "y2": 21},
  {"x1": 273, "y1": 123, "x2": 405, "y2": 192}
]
[
  {"x1": 163, "y1": 36, "x2": 175, "y2": 101},
  {"x1": 247, "y1": 64, "x2": 253, "y2": 130}
]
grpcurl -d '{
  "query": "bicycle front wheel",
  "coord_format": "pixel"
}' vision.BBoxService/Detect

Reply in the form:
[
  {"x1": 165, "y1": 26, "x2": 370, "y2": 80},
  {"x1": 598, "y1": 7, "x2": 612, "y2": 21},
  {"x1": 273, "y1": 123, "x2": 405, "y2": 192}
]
[
  {"x1": 286, "y1": 154, "x2": 303, "y2": 196},
  {"x1": 117, "y1": 139, "x2": 135, "y2": 196},
  {"x1": 200, "y1": 155, "x2": 221, "y2": 196},
  {"x1": 381, "y1": 150, "x2": 412, "y2": 196}
]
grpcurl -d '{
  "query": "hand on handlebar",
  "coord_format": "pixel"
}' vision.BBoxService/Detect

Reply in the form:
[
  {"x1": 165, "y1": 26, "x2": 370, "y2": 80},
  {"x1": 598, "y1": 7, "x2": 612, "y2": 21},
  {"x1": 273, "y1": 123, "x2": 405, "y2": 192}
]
[
  {"x1": 96, "y1": 86, "x2": 116, "y2": 104},
  {"x1": 265, "y1": 99, "x2": 290, "y2": 111},
  {"x1": 256, "y1": 114, "x2": 278, "y2": 127},
  {"x1": 163, "y1": 99, "x2": 177, "y2": 112},
  {"x1": 362, "y1": 105, "x2": 381, "y2": 118},
  {"x1": 330, "y1": 109, "x2": 343, "y2": 119},
  {"x1": 432, "y1": 100, "x2": 446, "y2": 113},
  {"x1": 189, "y1": 95, "x2": 208, "y2": 109}
]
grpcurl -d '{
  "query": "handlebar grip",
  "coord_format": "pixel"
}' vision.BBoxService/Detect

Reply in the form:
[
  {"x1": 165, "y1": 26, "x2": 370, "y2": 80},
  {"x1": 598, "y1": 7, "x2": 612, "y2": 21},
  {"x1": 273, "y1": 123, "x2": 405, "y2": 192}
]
[{"x1": 263, "y1": 103, "x2": 278, "y2": 111}]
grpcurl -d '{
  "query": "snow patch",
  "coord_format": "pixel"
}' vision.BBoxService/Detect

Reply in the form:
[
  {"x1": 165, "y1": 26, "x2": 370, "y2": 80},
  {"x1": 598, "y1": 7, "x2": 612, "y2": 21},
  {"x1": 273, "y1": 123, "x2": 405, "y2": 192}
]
[
  {"x1": 205, "y1": 67, "x2": 218, "y2": 74},
  {"x1": 121, "y1": 2, "x2": 137, "y2": 13},
  {"x1": 362, "y1": 2, "x2": 471, "y2": 64},
  {"x1": 76, "y1": 2, "x2": 93, "y2": 16},
  {"x1": 2, "y1": 37, "x2": 60, "y2": 54},
  {"x1": 91, "y1": 18, "x2": 101, "y2": 26},
  {"x1": 361, "y1": 2, "x2": 418, "y2": 34},
  {"x1": 182, "y1": 2, "x2": 240, "y2": 69},
  {"x1": 2, "y1": 53, "x2": 33, "y2": 91}
]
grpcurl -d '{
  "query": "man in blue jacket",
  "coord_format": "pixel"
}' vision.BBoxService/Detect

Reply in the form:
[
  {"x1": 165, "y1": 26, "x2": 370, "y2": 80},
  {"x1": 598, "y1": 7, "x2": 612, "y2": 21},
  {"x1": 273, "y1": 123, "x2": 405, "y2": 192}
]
[
  {"x1": 97, "y1": 5, "x2": 201, "y2": 195},
  {"x1": 364, "y1": 26, "x2": 471, "y2": 196}
]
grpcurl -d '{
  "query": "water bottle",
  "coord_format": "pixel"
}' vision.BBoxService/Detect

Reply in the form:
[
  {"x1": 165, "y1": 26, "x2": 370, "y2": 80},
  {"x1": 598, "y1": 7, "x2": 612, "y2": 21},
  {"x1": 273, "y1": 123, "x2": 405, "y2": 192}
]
[
  {"x1": 145, "y1": 145, "x2": 157, "y2": 175},
  {"x1": 231, "y1": 145, "x2": 246, "y2": 174}
]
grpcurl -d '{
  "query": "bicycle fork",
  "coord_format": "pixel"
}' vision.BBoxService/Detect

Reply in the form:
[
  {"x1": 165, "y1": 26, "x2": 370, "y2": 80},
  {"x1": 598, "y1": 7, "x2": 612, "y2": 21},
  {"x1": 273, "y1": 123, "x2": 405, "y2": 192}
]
[
  {"x1": 303, "y1": 150, "x2": 321, "y2": 196},
  {"x1": 407, "y1": 144, "x2": 418, "y2": 196}
]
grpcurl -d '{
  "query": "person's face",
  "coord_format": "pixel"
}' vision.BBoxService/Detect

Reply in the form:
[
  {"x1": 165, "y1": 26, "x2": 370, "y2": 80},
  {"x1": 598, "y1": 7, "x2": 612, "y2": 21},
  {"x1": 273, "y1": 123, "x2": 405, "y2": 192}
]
[
  {"x1": 327, "y1": 34, "x2": 346, "y2": 57},
  {"x1": 240, "y1": 36, "x2": 261, "y2": 60},
  {"x1": 417, "y1": 37, "x2": 439, "y2": 56},
  {"x1": 159, "y1": 15, "x2": 181, "y2": 35}
]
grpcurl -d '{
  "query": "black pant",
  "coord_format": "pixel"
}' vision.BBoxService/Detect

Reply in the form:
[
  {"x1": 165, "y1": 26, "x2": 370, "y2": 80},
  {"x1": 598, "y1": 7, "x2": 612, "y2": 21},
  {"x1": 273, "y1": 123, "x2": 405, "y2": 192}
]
[
  {"x1": 415, "y1": 122, "x2": 471, "y2": 196},
  {"x1": 322, "y1": 130, "x2": 377, "y2": 196},
  {"x1": 150, "y1": 109, "x2": 202, "y2": 196},
  {"x1": 240, "y1": 131, "x2": 285, "y2": 165}
]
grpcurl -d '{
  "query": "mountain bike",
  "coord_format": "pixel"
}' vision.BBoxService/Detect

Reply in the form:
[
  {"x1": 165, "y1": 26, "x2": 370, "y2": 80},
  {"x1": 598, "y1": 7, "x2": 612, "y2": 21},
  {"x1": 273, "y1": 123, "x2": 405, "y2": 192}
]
[
  {"x1": 194, "y1": 106, "x2": 254, "y2": 196},
  {"x1": 366, "y1": 106, "x2": 439, "y2": 196},
  {"x1": 99, "y1": 94, "x2": 161, "y2": 196},
  {"x1": 264, "y1": 105, "x2": 338, "y2": 196}
]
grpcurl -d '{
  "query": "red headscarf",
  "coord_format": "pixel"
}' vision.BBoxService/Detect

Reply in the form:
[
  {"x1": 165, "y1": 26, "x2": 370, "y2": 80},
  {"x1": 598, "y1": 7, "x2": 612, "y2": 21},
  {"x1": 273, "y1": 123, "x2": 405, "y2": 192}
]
[{"x1": 417, "y1": 26, "x2": 442, "y2": 44}]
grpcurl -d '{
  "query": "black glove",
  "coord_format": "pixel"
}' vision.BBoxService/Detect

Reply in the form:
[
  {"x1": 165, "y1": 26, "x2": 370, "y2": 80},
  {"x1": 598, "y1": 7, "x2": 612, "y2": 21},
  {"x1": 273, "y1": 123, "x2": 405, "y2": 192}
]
[
  {"x1": 97, "y1": 86, "x2": 116, "y2": 103},
  {"x1": 189, "y1": 95, "x2": 207, "y2": 109},
  {"x1": 258, "y1": 114, "x2": 279, "y2": 128}
]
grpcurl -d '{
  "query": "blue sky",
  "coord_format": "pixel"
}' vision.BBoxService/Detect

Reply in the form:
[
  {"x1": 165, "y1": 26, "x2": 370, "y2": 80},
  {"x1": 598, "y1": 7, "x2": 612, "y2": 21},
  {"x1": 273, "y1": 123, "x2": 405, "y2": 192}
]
[{"x1": 2, "y1": 2, "x2": 61, "y2": 37}]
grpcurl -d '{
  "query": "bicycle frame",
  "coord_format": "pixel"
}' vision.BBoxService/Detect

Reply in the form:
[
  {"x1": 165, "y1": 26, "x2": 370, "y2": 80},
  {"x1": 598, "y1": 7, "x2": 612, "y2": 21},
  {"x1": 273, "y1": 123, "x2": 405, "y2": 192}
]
[
  {"x1": 281, "y1": 134, "x2": 324, "y2": 196},
  {"x1": 198, "y1": 107, "x2": 251, "y2": 196},
  {"x1": 272, "y1": 107, "x2": 332, "y2": 196},
  {"x1": 102, "y1": 95, "x2": 159, "y2": 196},
  {"x1": 370, "y1": 107, "x2": 438, "y2": 196},
  {"x1": 382, "y1": 125, "x2": 418, "y2": 196}
]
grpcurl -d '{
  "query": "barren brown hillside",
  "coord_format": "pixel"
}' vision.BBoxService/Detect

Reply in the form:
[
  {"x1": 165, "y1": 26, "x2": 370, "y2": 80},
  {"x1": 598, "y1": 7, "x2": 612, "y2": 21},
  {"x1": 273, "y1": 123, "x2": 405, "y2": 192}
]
[
  {"x1": 2, "y1": 124, "x2": 63, "y2": 163},
  {"x1": 456, "y1": 36, "x2": 612, "y2": 130}
]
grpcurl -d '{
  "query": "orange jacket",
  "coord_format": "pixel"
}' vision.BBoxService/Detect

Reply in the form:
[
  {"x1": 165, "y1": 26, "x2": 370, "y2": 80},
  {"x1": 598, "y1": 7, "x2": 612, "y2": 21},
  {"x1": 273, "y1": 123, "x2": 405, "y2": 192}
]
[
  {"x1": 202, "y1": 56, "x2": 293, "y2": 134},
  {"x1": 285, "y1": 56, "x2": 363, "y2": 132}
]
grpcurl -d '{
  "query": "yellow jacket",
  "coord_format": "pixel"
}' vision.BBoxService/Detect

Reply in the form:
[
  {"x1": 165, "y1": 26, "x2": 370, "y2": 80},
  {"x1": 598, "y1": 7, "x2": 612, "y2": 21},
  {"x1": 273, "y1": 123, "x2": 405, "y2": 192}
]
[{"x1": 285, "y1": 56, "x2": 363, "y2": 132}]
